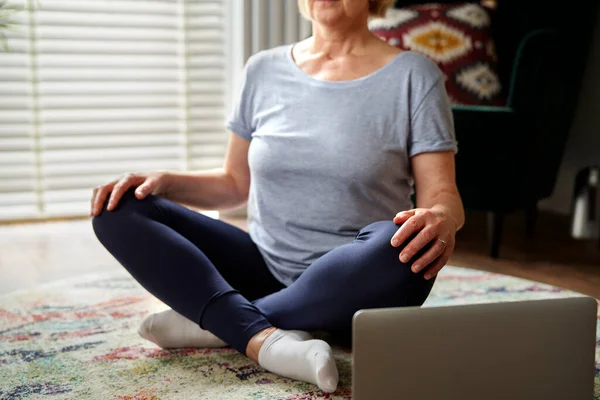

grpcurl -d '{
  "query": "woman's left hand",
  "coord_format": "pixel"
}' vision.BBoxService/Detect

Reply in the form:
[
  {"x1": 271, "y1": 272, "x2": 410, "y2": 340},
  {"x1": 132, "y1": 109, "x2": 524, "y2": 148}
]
[{"x1": 390, "y1": 208, "x2": 458, "y2": 280}]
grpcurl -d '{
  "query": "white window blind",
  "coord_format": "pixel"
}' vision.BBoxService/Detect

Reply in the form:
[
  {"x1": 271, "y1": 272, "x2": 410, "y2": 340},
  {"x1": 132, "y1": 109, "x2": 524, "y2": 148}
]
[
  {"x1": 0, "y1": 0, "x2": 227, "y2": 221},
  {"x1": 0, "y1": 0, "x2": 35, "y2": 220}
]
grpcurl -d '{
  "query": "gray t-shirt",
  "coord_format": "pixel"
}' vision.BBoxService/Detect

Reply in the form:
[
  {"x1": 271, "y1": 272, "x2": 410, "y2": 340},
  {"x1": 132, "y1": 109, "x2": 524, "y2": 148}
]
[{"x1": 226, "y1": 44, "x2": 457, "y2": 286}]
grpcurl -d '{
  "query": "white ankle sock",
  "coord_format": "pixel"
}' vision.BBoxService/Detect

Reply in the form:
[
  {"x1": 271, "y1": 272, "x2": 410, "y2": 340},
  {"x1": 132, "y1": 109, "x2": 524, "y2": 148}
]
[
  {"x1": 138, "y1": 309, "x2": 226, "y2": 349},
  {"x1": 258, "y1": 329, "x2": 339, "y2": 393}
]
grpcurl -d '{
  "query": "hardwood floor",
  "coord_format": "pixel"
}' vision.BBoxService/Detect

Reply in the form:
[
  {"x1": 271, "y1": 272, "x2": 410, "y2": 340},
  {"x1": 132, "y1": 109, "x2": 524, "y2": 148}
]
[
  {"x1": 452, "y1": 210, "x2": 600, "y2": 298},
  {"x1": 0, "y1": 218, "x2": 120, "y2": 296},
  {"x1": 0, "y1": 210, "x2": 598, "y2": 298}
]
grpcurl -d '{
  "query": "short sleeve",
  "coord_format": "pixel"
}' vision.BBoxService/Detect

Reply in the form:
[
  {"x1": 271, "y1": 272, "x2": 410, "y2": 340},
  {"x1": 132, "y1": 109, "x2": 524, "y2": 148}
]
[
  {"x1": 408, "y1": 78, "x2": 458, "y2": 158},
  {"x1": 226, "y1": 60, "x2": 255, "y2": 141}
]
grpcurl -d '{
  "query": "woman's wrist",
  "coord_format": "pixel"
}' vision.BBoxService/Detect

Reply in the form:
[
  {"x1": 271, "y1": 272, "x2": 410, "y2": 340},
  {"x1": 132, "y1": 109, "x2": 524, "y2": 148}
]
[
  {"x1": 157, "y1": 170, "x2": 176, "y2": 196},
  {"x1": 430, "y1": 204, "x2": 461, "y2": 232}
]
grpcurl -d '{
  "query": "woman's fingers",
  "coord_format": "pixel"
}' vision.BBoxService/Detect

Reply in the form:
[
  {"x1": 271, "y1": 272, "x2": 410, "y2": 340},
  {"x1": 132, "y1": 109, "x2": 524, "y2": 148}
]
[
  {"x1": 410, "y1": 237, "x2": 450, "y2": 273},
  {"x1": 135, "y1": 178, "x2": 157, "y2": 199},
  {"x1": 423, "y1": 255, "x2": 448, "y2": 280},
  {"x1": 397, "y1": 226, "x2": 438, "y2": 264},
  {"x1": 90, "y1": 172, "x2": 157, "y2": 216},
  {"x1": 91, "y1": 183, "x2": 114, "y2": 216},
  {"x1": 393, "y1": 209, "x2": 415, "y2": 224},
  {"x1": 390, "y1": 215, "x2": 424, "y2": 249},
  {"x1": 106, "y1": 175, "x2": 137, "y2": 211},
  {"x1": 90, "y1": 187, "x2": 99, "y2": 216},
  {"x1": 390, "y1": 207, "x2": 454, "y2": 278}
]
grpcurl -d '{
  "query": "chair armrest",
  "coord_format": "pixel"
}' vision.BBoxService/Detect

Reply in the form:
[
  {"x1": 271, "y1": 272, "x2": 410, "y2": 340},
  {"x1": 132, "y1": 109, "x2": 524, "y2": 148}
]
[{"x1": 452, "y1": 105, "x2": 513, "y2": 114}]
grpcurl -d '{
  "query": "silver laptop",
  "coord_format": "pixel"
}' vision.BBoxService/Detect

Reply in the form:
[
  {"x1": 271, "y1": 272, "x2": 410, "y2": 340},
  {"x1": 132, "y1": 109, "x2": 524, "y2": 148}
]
[{"x1": 352, "y1": 297, "x2": 597, "y2": 400}]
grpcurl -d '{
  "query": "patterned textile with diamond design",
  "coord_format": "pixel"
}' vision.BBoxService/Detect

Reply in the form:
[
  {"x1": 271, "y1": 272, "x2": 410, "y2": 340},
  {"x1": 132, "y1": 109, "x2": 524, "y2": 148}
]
[{"x1": 369, "y1": 2, "x2": 505, "y2": 106}]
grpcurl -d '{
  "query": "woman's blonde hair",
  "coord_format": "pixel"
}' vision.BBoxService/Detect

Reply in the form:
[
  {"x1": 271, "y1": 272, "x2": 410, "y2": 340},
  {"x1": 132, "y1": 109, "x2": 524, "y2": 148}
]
[{"x1": 297, "y1": 0, "x2": 396, "y2": 19}]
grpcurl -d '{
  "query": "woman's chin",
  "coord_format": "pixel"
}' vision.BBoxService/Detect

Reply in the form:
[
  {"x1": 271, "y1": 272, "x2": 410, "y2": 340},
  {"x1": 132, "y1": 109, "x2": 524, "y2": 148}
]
[{"x1": 312, "y1": 10, "x2": 347, "y2": 26}]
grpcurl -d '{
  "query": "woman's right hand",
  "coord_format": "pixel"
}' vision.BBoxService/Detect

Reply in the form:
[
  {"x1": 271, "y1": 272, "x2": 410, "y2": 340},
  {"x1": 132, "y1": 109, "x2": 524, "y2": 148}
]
[{"x1": 90, "y1": 171, "x2": 171, "y2": 216}]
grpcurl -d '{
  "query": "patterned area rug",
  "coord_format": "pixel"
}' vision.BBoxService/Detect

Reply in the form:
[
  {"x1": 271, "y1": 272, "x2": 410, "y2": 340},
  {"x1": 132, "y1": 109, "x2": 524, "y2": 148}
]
[{"x1": 1, "y1": 266, "x2": 598, "y2": 400}]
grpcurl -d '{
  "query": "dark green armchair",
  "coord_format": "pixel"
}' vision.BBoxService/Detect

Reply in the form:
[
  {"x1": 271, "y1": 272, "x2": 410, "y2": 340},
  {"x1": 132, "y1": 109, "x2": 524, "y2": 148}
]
[{"x1": 395, "y1": 0, "x2": 599, "y2": 257}]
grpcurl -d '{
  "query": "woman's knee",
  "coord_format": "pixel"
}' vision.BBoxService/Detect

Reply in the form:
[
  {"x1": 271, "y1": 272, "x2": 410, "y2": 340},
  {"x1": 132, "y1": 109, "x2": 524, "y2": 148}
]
[
  {"x1": 405, "y1": 274, "x2": 436, "y2": 306},
  {"x1": 354, "y1": 220, "x2": 405, "y2": 260},
  {"x1": 91, "y1": 188, "x2": 159, "y2": 240},
  {"x1": 355, "y1": 220, "x2": 399, "y2": 244},
  {"x1": 354, "y1": 220, "x2": 435, "y2": 303}
]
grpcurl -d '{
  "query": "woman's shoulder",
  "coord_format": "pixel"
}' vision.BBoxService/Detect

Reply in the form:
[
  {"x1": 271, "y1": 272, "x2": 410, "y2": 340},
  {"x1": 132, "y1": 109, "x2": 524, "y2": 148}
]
[
  {"x1": 244, "y1": 45, "x2": 291, "y2": 76},
  {"x1": 394, "y1": 51, "x2": 444, "y2": 84},
  {"x1": 374, "y1": 50, "x2": 445, "y2": 102}
]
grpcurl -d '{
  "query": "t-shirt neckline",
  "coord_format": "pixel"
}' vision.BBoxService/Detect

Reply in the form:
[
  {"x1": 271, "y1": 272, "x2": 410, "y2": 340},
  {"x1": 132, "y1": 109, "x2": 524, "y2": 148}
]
[{"x1": 285, "y1": 43, "x2": 408, "y2": 88}]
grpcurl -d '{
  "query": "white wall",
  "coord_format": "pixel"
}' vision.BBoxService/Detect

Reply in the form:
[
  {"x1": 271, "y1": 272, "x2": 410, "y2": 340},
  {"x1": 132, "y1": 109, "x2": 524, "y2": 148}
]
[{"x1": 539, "y1": 6, "x2": 600, "y2": 215}]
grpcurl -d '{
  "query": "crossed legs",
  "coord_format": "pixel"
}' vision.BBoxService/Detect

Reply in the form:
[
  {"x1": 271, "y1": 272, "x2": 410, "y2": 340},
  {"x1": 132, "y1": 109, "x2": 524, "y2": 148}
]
[{"x1": 92, "y1": 189, "x2": 436, "y2": 392}]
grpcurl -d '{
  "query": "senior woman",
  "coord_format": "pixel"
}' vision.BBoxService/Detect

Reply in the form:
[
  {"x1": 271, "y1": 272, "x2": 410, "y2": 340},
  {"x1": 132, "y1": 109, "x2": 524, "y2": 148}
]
[{"x1": 91, "y1": 0, "x2": 464, "y2": 393}]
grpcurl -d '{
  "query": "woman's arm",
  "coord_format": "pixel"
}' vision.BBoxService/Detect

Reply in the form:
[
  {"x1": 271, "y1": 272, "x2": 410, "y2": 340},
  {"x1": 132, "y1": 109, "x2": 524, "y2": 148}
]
[
  {"x1": 411, "y1": 151, "x2": 464, "y2": 230},
  {"x1": 162, "y1": 133, "x2": 251, "y2": 211},
  {"x1": 390, "y1": 150, "x2": 464, "y2": 279}
]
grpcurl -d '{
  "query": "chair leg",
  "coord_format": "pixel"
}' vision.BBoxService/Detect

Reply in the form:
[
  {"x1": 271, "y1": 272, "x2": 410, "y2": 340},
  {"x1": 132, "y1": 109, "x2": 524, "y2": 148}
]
[
  {"x1": 525, "y1": 201, "x2": 538, "y2": 237},
  {"x1": 487, "y1": 212, "x2": 504, "y2": 259}
]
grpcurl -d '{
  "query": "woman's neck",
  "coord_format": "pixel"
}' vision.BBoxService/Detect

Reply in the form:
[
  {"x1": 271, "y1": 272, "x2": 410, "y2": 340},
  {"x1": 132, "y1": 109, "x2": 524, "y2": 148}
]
[{"x1": 309, "y1": 21, "x2": 375, "y2": 58}]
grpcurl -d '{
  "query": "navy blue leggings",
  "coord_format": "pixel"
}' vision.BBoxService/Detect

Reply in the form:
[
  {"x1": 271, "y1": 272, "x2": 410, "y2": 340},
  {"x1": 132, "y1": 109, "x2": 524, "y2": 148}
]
[{"x1": 92, "y1": 188, "x2": 436, "y2": 354}]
